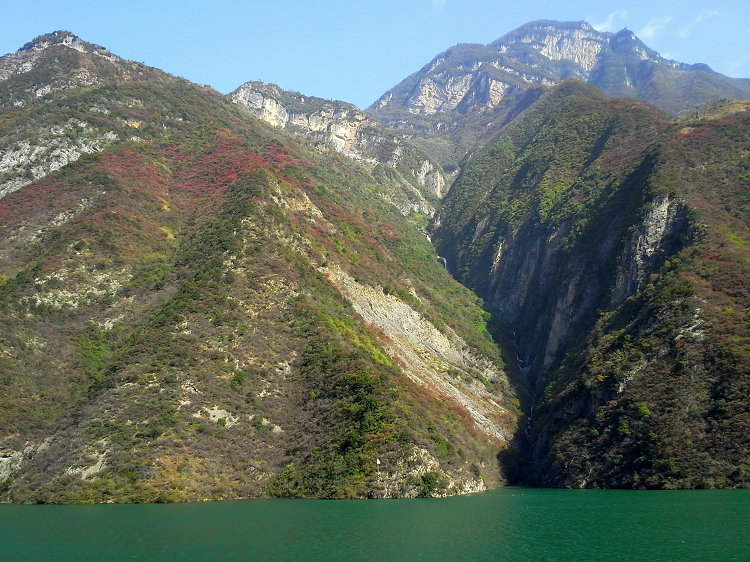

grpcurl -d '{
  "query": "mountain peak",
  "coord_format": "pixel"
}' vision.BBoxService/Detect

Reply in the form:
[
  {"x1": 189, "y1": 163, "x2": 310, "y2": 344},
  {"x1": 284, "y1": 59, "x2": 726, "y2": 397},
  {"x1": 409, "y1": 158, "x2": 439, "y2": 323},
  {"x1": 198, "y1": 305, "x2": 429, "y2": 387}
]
[
  {"x1": 368, "y1": 18, "x2": 750, "y2": 123},
  {"x1": 488, "y1": 19, "x2": 600, "y2": 48},
  {"x1": 0, "y1": 30, "x2": 167, "y2": 111},
  {"x1": 18, "y1": 30, "x2": 95, "y2": 55},
  {"x1": 4, "y1": 30, "x2": 123, "y2": 71}
]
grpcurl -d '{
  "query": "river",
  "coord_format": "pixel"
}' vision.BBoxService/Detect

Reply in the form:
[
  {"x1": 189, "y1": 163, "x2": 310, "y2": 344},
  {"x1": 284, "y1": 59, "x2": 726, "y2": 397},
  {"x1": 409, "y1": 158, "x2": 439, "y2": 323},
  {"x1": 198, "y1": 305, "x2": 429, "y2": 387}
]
[{"x1": 2, "y1": 488, "x2": 748, "y2": 560}]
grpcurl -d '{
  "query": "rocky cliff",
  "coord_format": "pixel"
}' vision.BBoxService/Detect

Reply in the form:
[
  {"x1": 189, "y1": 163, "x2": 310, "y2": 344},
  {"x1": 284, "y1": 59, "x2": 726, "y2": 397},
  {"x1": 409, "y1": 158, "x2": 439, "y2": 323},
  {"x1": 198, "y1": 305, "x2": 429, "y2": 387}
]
[
  {"x1": 230, "y1": 81, "x2": 447, "y2": 214},
  {"x1": 432, "y1": 82, "x2": 749, "y2": 488}
]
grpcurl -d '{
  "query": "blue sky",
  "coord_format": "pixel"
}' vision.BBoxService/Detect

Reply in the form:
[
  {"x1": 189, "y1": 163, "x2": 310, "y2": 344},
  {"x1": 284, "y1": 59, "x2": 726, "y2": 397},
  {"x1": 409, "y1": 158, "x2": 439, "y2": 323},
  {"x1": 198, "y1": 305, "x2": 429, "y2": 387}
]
[{"x1": 1, "y1": 0, "x2": 748, "y2": 109}]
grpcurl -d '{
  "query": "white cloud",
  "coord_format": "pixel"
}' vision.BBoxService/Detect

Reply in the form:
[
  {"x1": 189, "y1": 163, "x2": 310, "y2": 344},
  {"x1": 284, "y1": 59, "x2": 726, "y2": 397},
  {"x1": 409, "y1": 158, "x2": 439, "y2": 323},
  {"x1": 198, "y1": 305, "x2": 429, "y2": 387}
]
[
  {"x1": 592, "y1": 10, "x2": 628, "y2": 32},
  {"x1": 431, "y1": 0, "x2": 447, "y2": 13},
  {"x1": 677, "y1": 9, "x2": 719, "y2": 38},
  {"x1": 638, "y1": 16, "x2": 673, "y2": 41}
]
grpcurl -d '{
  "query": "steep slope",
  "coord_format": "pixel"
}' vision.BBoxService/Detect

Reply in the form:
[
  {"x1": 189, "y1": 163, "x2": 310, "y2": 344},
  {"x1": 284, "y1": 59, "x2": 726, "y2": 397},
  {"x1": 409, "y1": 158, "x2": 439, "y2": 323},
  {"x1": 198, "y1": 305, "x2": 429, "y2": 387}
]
[
  {"x1": 367, "y1": 20, "x2": 750, "y2": 167},
  {"x1": 0, "y1": 33, "x2": 518, "y2": 502},
  {"x1": 0, "y1": 31, "x2": 174, "y2": 199},
  {"x1": 431, "y1": 82, "x2": 749, "y2": 488},
  {"x1": 229, "y1": 81, "x2": 447, "y2": 215}
]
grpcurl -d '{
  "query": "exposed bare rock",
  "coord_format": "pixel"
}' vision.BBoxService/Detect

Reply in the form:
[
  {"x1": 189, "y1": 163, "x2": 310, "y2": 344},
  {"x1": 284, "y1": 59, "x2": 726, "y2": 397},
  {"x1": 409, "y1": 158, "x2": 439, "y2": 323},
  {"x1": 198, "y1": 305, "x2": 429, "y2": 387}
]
[
  {"x1": 322, "y1": 265, "x2": 513, "y2": 443},
  {"x1": 612, "y1": 195, "x2": 691, "y2": 304},
  {"x1": 0, "y1": 131, "x2": 119, "y2": 199},
  {"x1": 230, "y1": 81, "x2": 448, "y2": 211}
]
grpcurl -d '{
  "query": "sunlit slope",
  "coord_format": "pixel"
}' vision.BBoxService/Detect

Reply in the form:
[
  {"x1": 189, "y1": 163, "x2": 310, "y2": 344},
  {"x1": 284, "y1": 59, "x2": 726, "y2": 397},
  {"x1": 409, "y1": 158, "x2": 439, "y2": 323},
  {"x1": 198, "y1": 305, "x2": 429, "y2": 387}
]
[{"x1": 0, "y1": 34, "x2": 518, "y2": 502}]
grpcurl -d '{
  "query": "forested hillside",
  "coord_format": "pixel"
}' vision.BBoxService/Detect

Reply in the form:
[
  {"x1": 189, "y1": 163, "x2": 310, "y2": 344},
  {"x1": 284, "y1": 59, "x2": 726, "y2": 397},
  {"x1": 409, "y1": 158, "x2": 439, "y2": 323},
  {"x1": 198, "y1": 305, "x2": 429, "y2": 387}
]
[
  {"x1": 432, "y1": 82, "x2": 749, "y2": 488},
  {"x1": 0, "y1": 32, "x2": 517, "y2": 502}
]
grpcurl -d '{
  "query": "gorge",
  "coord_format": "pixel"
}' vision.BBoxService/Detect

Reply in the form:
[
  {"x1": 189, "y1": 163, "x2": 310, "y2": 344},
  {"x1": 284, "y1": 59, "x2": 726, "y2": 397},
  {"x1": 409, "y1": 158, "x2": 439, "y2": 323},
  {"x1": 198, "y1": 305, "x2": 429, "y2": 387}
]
[{"x1": 0, "y1": 20, "x2": 747, "y2": 502}]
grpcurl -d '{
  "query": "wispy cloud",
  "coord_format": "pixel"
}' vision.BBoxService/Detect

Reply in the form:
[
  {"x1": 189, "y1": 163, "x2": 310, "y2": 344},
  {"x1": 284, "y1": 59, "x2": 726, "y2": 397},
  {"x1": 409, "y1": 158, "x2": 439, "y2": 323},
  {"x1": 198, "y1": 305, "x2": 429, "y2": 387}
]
[
  {"x1": 638, "y1": 16, "x2": 673, "y2": 41},
  {"x1": 677, "y1": 9, "x2": 719, "y2": 38},
  {"x1": 727, "y1": 54, "x2": 749, "y2": 77},
  {"x1": 431, "y1": 0, "x2": 447, "y2": 13},
  {"x1": 592, "y1": 10, "x2": 628, "y2": 32}
]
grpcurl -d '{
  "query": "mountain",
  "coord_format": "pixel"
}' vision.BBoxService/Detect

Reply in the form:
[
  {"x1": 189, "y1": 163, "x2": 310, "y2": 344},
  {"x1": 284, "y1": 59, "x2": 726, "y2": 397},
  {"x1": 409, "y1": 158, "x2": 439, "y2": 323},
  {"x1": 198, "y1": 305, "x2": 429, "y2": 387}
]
[
  {"x1": 431, "y1": 81, "x2": 749, "y2": 488},
  {"x1": 1, "y1": 23, "x2": 747, "y2": 502},
  {"x1": 229, "y1": 81, "x2": 448, "y2": 215},
  {"x1": 0, "y1": 31, "x2": 177, "y2": 200},
  {"x1": 367, "y1": 20, "x2": 750, "y2": 166},
  {"x1": 0, "y1": 33, "x2": 518, "y2": 502}
]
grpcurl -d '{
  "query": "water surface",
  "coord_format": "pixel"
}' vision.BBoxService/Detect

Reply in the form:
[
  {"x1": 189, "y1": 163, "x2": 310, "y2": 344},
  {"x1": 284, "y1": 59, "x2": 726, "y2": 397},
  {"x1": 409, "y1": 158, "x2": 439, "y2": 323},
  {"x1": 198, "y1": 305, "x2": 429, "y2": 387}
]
[{"x1": 2, "y1": 488, "x2": 748, "y2": 560}]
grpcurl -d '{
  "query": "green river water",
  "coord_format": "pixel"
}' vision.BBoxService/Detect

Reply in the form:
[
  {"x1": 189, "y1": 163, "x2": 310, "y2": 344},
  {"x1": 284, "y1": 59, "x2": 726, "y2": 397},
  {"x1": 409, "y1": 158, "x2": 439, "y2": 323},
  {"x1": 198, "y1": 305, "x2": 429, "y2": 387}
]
[{"x1": 1, "y1": 488, "x2": 748, "y2": 560}]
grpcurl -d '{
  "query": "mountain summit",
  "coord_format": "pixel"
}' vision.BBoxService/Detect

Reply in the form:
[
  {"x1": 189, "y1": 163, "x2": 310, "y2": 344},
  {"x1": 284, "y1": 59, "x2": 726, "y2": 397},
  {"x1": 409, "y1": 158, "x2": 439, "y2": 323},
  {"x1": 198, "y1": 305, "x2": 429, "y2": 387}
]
[
  {"x1": 368, "y1": 20, "x2": 750, "y2": 127},
  {"x1": 0, "y1": 23, "x2": 747, "y2": 501},
  {"x1": 0, "y1": 31, "x2": 171, "y2": 110}
]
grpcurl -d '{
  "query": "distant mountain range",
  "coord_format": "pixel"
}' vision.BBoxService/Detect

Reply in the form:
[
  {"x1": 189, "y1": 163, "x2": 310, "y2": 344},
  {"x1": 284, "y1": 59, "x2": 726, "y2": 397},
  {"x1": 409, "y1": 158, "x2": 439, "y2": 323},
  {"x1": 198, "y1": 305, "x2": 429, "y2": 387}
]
[
  {"x1": 0, "y1": 22, "x2": 747, "y2": 502},
  {"x1": 367, "y1": 20, "x2": 750, "y2": 165},
  {"x1": 371, "y1": 19, "x2": 750, "y2": 117}
]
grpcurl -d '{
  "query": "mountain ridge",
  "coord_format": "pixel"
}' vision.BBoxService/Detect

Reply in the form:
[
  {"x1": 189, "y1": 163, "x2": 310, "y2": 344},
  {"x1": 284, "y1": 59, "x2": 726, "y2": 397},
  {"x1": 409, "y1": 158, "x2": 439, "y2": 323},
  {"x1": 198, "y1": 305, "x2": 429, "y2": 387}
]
[
  {"x1": 366, "y1": 19, "x2": 750, "y2": 168},
  {"x1": 0, "y1": 24, "x2": 747, "y2": 500},
  {"x1": 0, "y1": 31, "x2": 518, "y2": 502}
]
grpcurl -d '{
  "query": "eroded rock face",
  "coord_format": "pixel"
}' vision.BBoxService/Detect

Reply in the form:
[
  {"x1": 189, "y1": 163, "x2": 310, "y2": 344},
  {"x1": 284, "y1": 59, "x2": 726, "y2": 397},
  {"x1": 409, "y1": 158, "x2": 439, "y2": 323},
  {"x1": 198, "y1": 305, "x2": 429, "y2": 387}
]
[
  {"x1": 441, "y1": 192, "x2": 692, "y2": 385},
  {"x1": 491, "y1": 22, "x2": 606, "y2": 74},
  {"x1": 0, "y1": 131, "x2": 119, "y2": 199},
  {"x1": 611, "y1": 195, "x2": 691, "y2": 304},
  {"x1": 374, "y1": 446, "x2": 487, "y2": 498},
  {"x1": 230, "y1": 81, "x2": 379, "y2": 161},
  {"x1": 229, "y1": 81, "x2": 448, "y2": 209},
  {"x1": 323, "y1": 265, "x2": 513, "y2": 443}
]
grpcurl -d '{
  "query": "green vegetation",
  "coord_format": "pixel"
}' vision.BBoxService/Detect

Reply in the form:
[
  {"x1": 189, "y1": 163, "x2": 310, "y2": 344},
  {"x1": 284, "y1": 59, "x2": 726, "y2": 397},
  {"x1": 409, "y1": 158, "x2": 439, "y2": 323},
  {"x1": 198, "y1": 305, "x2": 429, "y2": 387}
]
[
  {"x1": 0, "y1": 41, "x2": 514, "y2": 502},
  {"x1": 432, "y1": 81, "x2": 749, "y2": 489}
]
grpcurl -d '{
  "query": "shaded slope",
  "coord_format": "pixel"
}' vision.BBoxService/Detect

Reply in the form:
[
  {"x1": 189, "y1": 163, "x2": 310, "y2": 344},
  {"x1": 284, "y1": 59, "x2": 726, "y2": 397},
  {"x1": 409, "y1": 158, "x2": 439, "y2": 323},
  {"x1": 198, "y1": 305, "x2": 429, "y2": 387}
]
[{"x1": 431, "y1": 82, "x2": 749, "y2": 488}]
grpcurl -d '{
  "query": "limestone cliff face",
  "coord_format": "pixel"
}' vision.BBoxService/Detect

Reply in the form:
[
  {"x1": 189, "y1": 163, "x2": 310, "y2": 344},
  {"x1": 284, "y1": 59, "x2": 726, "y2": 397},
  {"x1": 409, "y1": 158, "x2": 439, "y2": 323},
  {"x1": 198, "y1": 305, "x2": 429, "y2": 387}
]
[
  {"x1": 230, "y1": 81, "x2": 447, "y2": 213},
  {"x1": 455, "y1": 194, "x2": 692, "y2": 382},
  {"x1": 368, "y1": 19, "x2": 750, "y2": 140},
  {"x1": 494, "y1": 23, "x2": 606, "y2": 73},
  {"x1": 611, "y1": 195, "x2": 691, "y2": 304},
  {"x1": 230, "y1": 82, "x2": 377, "y2": 160},
  {"x1": 0, "y1": 127, "x2": 120, "y2": 199}
]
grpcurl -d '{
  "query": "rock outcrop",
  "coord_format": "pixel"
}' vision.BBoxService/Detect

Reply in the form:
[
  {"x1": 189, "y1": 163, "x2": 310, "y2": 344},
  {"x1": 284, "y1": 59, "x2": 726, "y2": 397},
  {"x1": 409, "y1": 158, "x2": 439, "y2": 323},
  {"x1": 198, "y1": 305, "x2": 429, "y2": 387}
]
[{"x1": 230, "y1": 81, "x2": 448, "y2": 213}]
